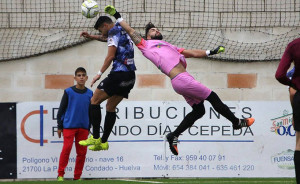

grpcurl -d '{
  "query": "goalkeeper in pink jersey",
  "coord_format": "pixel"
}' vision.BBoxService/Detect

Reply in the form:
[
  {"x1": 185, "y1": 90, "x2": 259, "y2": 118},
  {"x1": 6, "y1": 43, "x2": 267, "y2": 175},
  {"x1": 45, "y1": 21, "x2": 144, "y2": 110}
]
[{"x1": 105, "y1": 5, "x2": 255, "y2": 155}]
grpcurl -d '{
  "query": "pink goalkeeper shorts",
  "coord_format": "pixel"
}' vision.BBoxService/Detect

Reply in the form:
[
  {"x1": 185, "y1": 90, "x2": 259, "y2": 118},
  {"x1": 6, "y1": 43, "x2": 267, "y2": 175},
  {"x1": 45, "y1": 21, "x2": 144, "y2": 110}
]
[{"x1": 171, "y1": 72, "x2": 212, "y2": 106}]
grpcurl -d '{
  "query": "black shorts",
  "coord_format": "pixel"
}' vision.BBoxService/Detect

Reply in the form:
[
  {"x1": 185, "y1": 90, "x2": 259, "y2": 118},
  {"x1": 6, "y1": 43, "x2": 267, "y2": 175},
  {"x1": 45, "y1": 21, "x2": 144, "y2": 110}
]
[
  {"x1": 293, "y1": 91, "x2": 300, "y2": 131},
  {"x1": 97, "y1": 71, "x2": 135, "y2": 99}
]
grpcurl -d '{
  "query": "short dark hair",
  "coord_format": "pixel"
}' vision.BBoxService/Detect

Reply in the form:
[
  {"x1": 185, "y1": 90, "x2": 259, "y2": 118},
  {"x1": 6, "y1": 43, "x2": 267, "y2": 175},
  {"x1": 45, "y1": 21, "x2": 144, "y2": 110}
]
[
  {"x1": 145, "y1": 22, "x2": 156, "y2": 38},
  {"x1": 75, "y1": 67, "x2": 87, "y2": 76},
  {"x1": 94, "y1": 16, "x2": 113, "y2": 30}
]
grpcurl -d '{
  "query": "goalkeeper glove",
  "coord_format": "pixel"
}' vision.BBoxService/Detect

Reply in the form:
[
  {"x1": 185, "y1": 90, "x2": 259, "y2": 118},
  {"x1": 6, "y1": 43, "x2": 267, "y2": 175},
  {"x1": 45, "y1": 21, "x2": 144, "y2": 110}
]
[
  {"x1": 207, "y1": 46, "x2": 225, "y2": 56},
  {"x1": 105, "y1": 5, "x2": 121, "y2": 19}
]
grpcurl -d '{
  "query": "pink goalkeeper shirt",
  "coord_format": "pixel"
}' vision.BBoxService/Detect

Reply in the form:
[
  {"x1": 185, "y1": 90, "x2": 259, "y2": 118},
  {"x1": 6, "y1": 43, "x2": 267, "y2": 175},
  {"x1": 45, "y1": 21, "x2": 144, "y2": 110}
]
[{"x1": 137, "y1": 38, "x2": 186, "y2": 75}]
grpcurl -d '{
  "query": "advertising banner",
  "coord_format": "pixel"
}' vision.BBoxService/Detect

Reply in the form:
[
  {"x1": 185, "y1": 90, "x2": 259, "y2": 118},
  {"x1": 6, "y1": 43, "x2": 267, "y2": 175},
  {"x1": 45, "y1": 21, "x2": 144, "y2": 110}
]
[{"x1": 16, "y1": 101, "x2": 295, "y2": 178}]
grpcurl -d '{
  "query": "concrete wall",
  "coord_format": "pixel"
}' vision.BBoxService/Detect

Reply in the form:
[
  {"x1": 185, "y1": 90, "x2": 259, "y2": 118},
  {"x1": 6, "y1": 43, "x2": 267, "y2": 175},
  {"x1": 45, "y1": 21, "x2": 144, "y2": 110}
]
[{"x1": 0, "y1": 40, "x2": 288, "y2": 102}]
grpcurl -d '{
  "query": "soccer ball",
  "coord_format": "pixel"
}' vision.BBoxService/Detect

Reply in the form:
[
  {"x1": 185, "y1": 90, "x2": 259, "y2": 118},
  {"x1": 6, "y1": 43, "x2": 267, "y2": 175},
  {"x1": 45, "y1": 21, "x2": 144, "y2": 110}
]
[{"x1": 81, "y1": 0, "x2": 100, "y2": 18}]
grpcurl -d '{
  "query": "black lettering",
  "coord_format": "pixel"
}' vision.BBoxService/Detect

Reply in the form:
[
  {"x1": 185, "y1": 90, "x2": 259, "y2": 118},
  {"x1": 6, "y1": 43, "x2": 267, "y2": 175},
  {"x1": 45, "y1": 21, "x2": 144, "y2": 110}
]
[
  {"x1": 119, "y1": 126, "x2": 129, "y2": 136},
  {"x1": 210, "y1": 107, "x2": 220, "y2": 119},
  {"x1": 52, "y1": 108, "x2": 58, "y2": 120},
  {"x1": 242, "y1": 107, "x2": 252, "y2": 118},
  {"x1": 233, "y1": 128, "x2": 242, "y2": 136},
  {"x1": 115, "y1": 107, "x2": 120, "y2": 119},
  {"x1": 222, "y1": 126, "x2": 231, "y2": 136},
  {"x1": 131, "y1": 126, "x2": 141, "y2": 136},
  {"x1": 52, "y1": 126, "x2": 58, "y2": 136},
  {"x1": 211, "y1": 126, "x2": 220, "y2": 135},
  {"x1": 163, "y1": 126, "x2": 172, "y2": 135},
  {"x1": 166, "y1": 107, "x2": 177, "y2": 119},
  {"x1": 148, "y1": 125, "x2": 157, "y2": 135},
  {"x1": 200, "y1": 126, "x2": 209, "y2": 136},
  {"x1": 244, "y1": 127, "x2": 254, "y2": 136},
  {"x1": 150, "y1": 107, "x2": 160, "y2": 119},
  {"x1": 159, "y1": 123, "x2": 162, "y2": 135},
  {"x1": 188, "y1": 126, "x2": 198, "y2": 136},
  {"x1": 134, "y1": 107, "x2": 144, "y2": 119}
]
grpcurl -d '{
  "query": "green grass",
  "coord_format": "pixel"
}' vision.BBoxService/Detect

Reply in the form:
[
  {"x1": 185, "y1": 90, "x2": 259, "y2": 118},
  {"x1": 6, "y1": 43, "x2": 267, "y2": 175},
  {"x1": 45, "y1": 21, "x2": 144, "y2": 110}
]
[{"x1": 0, "y1": 178, "x2": 296, "y2": 184}]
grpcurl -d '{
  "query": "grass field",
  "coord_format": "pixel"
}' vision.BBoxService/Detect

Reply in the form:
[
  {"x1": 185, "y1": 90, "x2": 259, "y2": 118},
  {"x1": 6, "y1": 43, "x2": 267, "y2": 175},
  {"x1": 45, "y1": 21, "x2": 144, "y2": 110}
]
[{"x1": 0, "y1": 178, "x2": 296, "y2": 184}]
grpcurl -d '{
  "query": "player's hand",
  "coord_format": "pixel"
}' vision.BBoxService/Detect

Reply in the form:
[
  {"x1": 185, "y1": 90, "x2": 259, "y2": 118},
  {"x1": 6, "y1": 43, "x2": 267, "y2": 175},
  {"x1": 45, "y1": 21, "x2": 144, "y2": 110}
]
[
  {"x1": 105, "y1": 5, "x2": 116, "y2": 16},
  {"x1": 210, "y1": 46, "x2": 225, "y2": 55},
  {"x1": 80, "y1": 31, "x2": 91, "y2": 38},
  {"x1": 98, "y1": 35, "x2": 108, "y2": 42},
  {"x1": 91, "y1": 74, "x2": 101, "y2": 87},
  {"x1": 57, "y1": 129, "x2": 62, "y2": 138}
]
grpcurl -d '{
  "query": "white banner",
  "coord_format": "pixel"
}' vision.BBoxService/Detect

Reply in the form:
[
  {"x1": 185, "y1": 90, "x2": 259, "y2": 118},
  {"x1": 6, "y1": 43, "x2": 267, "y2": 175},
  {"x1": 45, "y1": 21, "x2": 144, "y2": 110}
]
[{"x1": 16, "y1": 101, "x2": 295, "y2": 178}]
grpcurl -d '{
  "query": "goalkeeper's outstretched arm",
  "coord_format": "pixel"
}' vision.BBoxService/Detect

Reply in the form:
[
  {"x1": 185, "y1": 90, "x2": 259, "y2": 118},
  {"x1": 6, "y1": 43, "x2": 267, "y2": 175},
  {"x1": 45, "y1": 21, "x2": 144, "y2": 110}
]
[
  {"x1": 105, "y1": 5, "x2": 142, "y2": 45},
  {"x1": 182, "y1": 46, "x2": 225, "y2": 58}
]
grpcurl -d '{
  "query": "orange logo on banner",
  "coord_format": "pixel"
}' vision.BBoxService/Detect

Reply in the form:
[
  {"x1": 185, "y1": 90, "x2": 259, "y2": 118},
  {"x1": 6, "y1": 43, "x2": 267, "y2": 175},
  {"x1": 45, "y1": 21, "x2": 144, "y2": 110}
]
[{"x1": 21, "y1": 110, "x2": 48, "y2": 143}]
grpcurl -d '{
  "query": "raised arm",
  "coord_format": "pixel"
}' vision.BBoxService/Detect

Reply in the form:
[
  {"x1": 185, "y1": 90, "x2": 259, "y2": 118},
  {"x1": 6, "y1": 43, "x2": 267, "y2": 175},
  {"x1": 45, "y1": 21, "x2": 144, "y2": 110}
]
[
  {"x1": 80, "y1": 31, "x2": 107, "y2": 42},
  {"x1": 105, "y1": 5, "x2": 142, "y2": 45},
  {"x1": 181, "y1": 49, "x2": 207, "y2": 58}
]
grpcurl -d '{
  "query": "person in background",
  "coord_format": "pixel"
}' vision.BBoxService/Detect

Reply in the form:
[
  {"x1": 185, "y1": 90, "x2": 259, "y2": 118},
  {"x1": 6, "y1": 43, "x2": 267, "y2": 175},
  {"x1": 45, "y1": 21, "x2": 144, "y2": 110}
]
[{"x1": 56, "y1": 67, "x2": 93, "y2": 181}]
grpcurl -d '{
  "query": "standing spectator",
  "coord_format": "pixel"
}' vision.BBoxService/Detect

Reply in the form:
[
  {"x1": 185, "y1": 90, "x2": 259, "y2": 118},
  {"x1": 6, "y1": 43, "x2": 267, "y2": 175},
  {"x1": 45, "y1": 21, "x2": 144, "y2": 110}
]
[{"x1": 56, "y1": 67, "x2": 93, "y2": 181}]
